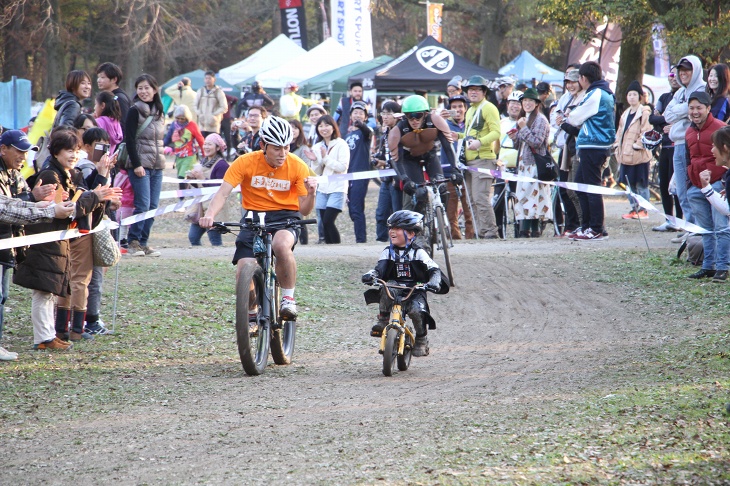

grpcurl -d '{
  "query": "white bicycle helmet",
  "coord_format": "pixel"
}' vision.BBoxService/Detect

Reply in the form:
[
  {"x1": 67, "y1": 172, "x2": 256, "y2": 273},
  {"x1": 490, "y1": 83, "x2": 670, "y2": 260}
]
[
  {"x1": 259, "y1": 115, "x2": 293, "y2": 147},
  {"x1": 641, "y1": 129, "x2": 662, "y2": 150},
  {"x1": 507, "y1": 90, "x2": 524, "y2": 102}
]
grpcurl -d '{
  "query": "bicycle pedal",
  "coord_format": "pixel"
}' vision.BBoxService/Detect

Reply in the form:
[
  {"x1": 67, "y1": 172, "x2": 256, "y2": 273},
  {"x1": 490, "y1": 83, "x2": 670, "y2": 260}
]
[{"x1": 378, "y1": 349, "x2": 384, "y2": 355}]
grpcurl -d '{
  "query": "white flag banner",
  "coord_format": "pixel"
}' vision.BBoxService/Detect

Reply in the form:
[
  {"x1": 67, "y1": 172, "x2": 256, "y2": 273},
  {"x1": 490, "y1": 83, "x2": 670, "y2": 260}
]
[{"x1": 330, "y1": 0, "x2": 374, "y2": 62}]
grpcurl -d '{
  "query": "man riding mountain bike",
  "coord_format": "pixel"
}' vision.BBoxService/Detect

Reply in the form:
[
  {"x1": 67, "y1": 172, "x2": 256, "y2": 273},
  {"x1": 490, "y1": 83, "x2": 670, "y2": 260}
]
[
  {"x1": 387, "y1": 95, "x2": 462, "y2": 250},
  {"x1": 199, "y1": 116, "x2": 317, "y2": 319}
]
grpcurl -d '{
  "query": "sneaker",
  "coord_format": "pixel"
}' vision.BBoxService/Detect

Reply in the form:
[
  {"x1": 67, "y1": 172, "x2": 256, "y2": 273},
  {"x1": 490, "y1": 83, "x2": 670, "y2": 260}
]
[
  {"x1": 621, "y1": 210, "x2": 638, "y2": 220},
  {"x1": 573, "y1": 228, "x2": 607, "y2": 241},
  {"x1": 687, "y1": 268, "x2": 715, "y2": 279},
  {"x1": 635, "y1": 209, "x2": 649, "y2": 219},
  {"x1": 671, "y1": 232, "x2": 688, "y2": 244},
  {"x1": 69, "y1": 330, "x2": 94, "y2": 341},
  {"x1": 127, "y1": 240, "x2": 145, "y2": 257},
  {"x1": 653, "y1": 222, "x2": 679, "y2": 232},
  {"x1": 412, "y1": 336, "x2": 429, "y2": 357},
  {"x1": 566, "y1": 228, "x2": 583, "y2": 240},
  {"x1": 85, "y1": 320, "x2": 113, "y2": 335},
  {"x1": 34, "y1": 338, "x2": 73, "y2": 350},
  {"x1": 0, "y1": 346, "x2": 18, "y2": 361},
  {"x1": 248, "y1": 312, "x2": 259, "y2": 335},
  {"x1": 56, "y1": 331, "x2": 69, "y2": 342},
  {"x1": 712, "y1": 270, "x2": 728, "y2": 283},
  {"x1": 141, "y1": 245, "x2": 161, "y2": 257},
  {"x1": 119, "y1": 247, "x2": 128, "y2": 255},
  {"x1": 279, "y1": 296, "x2": 297, "y2": 320}
]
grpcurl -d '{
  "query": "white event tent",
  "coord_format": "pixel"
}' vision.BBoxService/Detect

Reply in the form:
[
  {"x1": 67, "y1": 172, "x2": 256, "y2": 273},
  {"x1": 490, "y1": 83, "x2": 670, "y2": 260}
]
[
  {"x1": 252, "y1": 38, "x2": 354, "y2": 90},
  {"x1": 218, "y1": 34, "x2": 306, "y2": 86}
]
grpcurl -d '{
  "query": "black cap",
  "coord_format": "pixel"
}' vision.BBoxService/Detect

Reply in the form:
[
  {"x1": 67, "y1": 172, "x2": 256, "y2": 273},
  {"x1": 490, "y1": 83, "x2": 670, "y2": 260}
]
[
  {"x1": 448, "y1": 94, "x2": 469, "y2": 106},
  {"x1": 688, "y1": 90, "x2": 711, "y2": 106},
  {"x1": 536, "y1": 82, "x2": 551, "y2": 94},
  {"x1": 676, "y1": 58, "x2": 693, "y2": 70}
]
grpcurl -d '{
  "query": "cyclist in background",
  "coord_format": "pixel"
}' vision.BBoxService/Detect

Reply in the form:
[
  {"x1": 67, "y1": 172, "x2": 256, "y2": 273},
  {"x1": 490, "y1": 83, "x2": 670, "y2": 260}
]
[{"x1": 199, "y1": 116, "x2": 317, "y2": 319}]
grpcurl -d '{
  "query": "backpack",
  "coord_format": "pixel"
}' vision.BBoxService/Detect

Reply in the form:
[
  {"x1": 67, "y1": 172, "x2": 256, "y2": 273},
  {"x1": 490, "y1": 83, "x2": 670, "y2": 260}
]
[{"x1": 33, "y1": 99, "x2": 76, "y2": 171}]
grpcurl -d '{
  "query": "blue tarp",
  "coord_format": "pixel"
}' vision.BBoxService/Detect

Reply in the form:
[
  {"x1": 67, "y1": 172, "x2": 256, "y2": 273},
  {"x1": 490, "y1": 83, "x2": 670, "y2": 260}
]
[
  {"x1": 498, "y1": 51, "x2": 564, "y2": 84},
  {"x1": 0, "y1": 78, "x2": 32, "y2": 129}
]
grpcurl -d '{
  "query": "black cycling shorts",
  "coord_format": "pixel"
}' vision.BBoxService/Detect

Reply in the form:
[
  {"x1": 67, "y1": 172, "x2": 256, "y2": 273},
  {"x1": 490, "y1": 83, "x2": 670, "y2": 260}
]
[{"x1": 232, "y1": 209, "x2": 301, "y2": 264}]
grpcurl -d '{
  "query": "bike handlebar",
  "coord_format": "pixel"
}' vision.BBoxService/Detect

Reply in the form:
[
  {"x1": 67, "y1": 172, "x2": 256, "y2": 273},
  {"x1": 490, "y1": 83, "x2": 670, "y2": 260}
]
[
  {"x1": 371, "y1": 278, "x2": 427, "y2": 301},
  {"x1": 212, "y1": 219, "x2": 317, "y2": 234}
]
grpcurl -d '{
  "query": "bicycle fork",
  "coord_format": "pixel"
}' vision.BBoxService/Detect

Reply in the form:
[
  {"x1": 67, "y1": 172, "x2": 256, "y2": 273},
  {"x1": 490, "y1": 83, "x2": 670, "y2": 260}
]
[{"x1": 379, "y1": 304, "x2": 414, "y2": 356}]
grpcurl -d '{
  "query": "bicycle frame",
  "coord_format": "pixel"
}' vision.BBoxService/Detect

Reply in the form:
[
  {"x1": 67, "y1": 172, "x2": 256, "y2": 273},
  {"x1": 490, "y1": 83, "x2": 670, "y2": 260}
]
[{"x1": 376, "y1": 280, "x2": 419, "y2": 356}]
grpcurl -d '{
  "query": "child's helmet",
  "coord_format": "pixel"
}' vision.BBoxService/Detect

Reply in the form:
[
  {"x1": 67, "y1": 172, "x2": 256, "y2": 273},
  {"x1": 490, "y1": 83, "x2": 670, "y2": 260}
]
[
  {"x1": 387, "y1": 210, "x2": 424, "y2": 233},
  {"x1": 641, "y1": 129, "x2": 662, "y2": 150}
]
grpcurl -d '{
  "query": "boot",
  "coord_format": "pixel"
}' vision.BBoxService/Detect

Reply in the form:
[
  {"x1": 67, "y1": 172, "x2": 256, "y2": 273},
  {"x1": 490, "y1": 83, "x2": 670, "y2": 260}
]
[
  {"x1": 370, "y1": 313, "x2": 389, "y2": 337},
  {"x1": 413, "y1": 335, "x2": 429, "y2": 357},
  {"x1": 69, "y1": 310, "x2": 94, "y2": 342},
  {"x1": 55, "y1": 307, "x2": 71, "y2": 341}
]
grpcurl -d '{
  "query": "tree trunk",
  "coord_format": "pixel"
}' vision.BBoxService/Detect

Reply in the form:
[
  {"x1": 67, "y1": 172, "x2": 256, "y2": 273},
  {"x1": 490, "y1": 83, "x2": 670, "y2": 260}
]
[
  {"x1": 615, "y1": 22, "x2": 652, "y2": 108},
  {"x1": 43, "y1": 0, "x2": 66, "y2": 99},
  {"x1": 2, "y1": 7, "x2": 29, "y2": 81},
  {"x1": 478, "y1": 0, "x2": 508, "y2": 69}
]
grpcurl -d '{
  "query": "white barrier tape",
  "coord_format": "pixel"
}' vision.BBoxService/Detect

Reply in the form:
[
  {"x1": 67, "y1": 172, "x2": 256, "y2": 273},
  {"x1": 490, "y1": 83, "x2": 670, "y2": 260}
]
[
  {"x1": 0, "y1": 218, "x2": 119, "y2": 251},
  {"x1": 316, "y1": 168, "x2": 397, "y2": 185},
  {"x1": 159, "y1": 186, "x2": 220, "y2": 200},
  {"x1": 162, "y1": 176, "x2": 226, "y2": 185},
  {"x1": 631, "y1": 193, "x2": 708, "y2": 234},
  {"x1": 120, "y1": 193, "x2": 216, "y2": 226}
]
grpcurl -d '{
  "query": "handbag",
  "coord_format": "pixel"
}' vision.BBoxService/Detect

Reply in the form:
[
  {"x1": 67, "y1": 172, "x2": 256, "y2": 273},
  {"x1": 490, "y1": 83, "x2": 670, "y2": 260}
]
[
  {"x1": 184, "y1": 202, "x2": 203, "y2": 224},
  {"x1": 92, "y1": 221, "x2": 122, "y2": 267},
  {"x1": 116, "y1": 115, "x2": 154, "y2": 168},
  {"x1": 531, "y1": 147, "x2": 558, "y2": 182}
]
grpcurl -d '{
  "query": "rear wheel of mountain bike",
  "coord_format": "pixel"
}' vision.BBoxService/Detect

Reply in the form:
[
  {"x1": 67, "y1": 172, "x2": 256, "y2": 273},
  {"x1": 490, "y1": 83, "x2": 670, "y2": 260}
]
[
  {"x1": 382, "y1": 328, "x2": 399, "y2": 377},
  {"x1": 236, "y1": 262, "x2": 270, "y2": 376},
  {"x1": 507, "y1": 194, "x2": 519, "y2": 239},
  {"x1": 435, "y1": 206, "x2": 455, "y2": 287},
  {"x1": 270, "y1": 279, "x2": 296, "y2": 365}
]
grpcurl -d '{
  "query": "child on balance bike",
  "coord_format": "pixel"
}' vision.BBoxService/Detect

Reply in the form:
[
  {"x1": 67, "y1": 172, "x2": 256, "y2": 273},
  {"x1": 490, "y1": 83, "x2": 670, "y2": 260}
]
[{"x1": 361, "y1": 210, "x2": 449, "y2": 357}]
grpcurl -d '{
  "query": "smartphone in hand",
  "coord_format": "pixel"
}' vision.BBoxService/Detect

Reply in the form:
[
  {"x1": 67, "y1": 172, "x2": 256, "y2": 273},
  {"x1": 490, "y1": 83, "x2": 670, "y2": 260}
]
[{"x1": 91, "y1": 143, "x2": 111, "y2": 162}]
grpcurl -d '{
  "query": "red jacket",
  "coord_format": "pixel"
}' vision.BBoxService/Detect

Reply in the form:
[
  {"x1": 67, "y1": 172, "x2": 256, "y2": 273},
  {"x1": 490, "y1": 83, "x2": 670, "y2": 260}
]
[{"x1": 686, "y1": 113, "x2": 727, "y2": 188}]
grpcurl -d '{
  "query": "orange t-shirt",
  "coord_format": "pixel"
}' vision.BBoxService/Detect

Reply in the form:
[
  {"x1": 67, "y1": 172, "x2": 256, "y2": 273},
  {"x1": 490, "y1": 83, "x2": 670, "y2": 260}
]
[{"x1": 223, "y1": 151, "x2": 310, "y2": 211}]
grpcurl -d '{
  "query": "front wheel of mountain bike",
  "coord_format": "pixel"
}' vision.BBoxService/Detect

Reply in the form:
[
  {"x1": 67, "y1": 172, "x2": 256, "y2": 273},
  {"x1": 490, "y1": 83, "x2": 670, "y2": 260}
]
[
  {"x1": 435, "y1": 206, "x2": 454, "y2": 287},
  {"x1": 382, "y1": 328, "x2": 399, "y2": 377},
  {"x1": 236, "y1": 262, "x2": 270, "y2": 376}
]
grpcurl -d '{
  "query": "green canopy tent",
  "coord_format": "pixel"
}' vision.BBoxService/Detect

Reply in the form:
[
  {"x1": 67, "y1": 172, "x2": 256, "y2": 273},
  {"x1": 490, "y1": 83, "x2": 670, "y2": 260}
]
[{"x1": 298, "y1": 55, "x2": 392, "y2": 114}]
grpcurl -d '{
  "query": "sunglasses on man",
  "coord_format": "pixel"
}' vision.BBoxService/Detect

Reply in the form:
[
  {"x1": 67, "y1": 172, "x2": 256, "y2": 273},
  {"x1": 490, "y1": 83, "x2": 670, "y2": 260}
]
[{"x1": 406, "y1": 112, "x2": 425, "y2": 120}]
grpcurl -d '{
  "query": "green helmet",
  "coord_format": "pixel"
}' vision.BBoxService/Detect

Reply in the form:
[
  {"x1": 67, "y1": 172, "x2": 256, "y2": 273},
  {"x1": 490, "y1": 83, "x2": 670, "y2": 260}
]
[
  {"x1": 463, "y1": 75, "x2": 489, "y2": 91},
  {"x1": 401, "y1": 95, "x2": 430, "y2": 114}
]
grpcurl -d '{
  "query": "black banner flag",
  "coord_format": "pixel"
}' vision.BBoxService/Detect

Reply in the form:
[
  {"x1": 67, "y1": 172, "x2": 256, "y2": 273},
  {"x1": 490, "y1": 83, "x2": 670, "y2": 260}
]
[{"x1": 279, "y1": 0, "x2": 308, "y2": 50}]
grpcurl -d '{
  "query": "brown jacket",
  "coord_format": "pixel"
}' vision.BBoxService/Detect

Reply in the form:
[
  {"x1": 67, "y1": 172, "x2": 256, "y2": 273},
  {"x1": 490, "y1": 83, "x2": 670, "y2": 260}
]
[{"x1": 614, "y1": 105, "x2": 652, "y2": 166}]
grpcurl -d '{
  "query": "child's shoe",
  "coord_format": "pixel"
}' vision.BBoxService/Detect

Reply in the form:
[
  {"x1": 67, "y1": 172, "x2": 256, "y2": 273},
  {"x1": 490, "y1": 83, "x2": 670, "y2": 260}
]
[
  {"x1": 412, "y1": 336, "x2": 429, "y2": 357},
  {"x1": 370, "y1": 313, "x2": 389, "y2": 337}
]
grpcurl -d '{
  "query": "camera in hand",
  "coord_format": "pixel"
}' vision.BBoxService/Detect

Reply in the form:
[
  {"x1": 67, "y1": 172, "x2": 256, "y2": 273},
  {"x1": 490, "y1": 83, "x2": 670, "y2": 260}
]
[{"x1": 91, "y1": 143, "x2": 110, "y2": 162}]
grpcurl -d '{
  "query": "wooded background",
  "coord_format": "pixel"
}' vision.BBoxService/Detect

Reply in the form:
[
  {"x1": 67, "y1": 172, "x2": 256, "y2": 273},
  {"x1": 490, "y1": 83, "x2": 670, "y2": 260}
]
[{"x1": 0, "y1": 0, "x2": 728, "y2": 100}]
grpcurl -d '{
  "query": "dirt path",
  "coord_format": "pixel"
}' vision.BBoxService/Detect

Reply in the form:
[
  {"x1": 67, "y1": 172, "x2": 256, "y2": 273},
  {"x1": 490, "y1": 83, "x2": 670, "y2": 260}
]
[{"x1": 2, "y1": 200, "x2": 692, "y2": 484}]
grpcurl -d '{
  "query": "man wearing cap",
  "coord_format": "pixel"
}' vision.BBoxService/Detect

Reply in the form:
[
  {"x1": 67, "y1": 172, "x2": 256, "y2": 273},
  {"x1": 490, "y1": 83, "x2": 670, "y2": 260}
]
[
  {"x1": 279, "y1": 82, "x2": 313, "y2": 121},
  {"x1": 0, "y1": 130, "x2": 73, "y2": 360},
  {"x1": 442, "y1": 94, "x2": 475, "y2": 239},
  {"x1": 237, "y1": 81, "x2": 275, "y2": 115},
  {"x1": 194, "y1": 70, "x2": 228, "y2": 138},
  {"x1": 457, "y1": 75, "x2": 501, "y2": 239},
  {"x1": 683, "y1": 91, "x2": 729, "y2": 281},
  {"x1": 345, "y1": 101, "x2": 373, "y2": 243},
  {"x1": 552, "y1": 67, "x2": 585, "y2": 236},
  {"x1": 373, "y1": 101, "x2": 403, "y2": 242},
  {"x1": 335, "y1": 81, "x2": 365, "y2": 134},
  {"x1": 488, "y1": 76, "x2": 515, "y2": 117},
  {"x1": 164, "y1": 77, "x2": 197, "y2": 122},
  {"x1": 559, "y1": 61, "x2": 616, "y2": 240},
  {"x1": 663, "y1": 55, "x2": 707, "y2": 227}
]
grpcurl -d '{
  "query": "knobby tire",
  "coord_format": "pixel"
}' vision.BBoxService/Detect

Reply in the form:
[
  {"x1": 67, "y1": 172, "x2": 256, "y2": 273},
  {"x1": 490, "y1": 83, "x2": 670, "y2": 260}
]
[
  {"x1": 383, "y1": 328, "x2": 399, "y2": 377},
  {"x1": 397, "y1": 329, "x2": 412, "y2": 371},
  {"x1": 435, "y1": 206, "x2": 455, "y2": 286},
  {"x1": 236, "y1": 262, "x2": 270, "y2": 376},
  {"x1": 270, "y1": 279, "x2": 296, "y2": 365}
]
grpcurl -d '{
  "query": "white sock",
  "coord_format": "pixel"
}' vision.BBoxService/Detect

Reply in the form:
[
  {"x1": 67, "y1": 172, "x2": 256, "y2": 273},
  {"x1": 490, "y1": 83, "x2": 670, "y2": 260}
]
[{"x1": 282, "y1": 288, "x2": 295, "y2": 300}]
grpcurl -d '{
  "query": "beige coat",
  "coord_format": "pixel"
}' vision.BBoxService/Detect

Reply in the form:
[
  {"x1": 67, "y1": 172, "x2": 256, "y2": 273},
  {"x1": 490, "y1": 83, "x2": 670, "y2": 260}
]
[
  {"x1": 164, "y1": 84, "x2": 197, "y2": 122},
  {"x1": 194, "y1": 85, "x2": 228, "y2": 133},
  {"x1": 614, "y1": 105, "x2": 652, "y2": 166}
]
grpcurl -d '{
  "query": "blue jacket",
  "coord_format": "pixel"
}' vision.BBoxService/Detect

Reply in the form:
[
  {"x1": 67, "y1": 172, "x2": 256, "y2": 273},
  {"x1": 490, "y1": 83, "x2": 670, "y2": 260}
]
[{"x1": 566, "y1": 80, "x2": 616, "y2": 150}]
